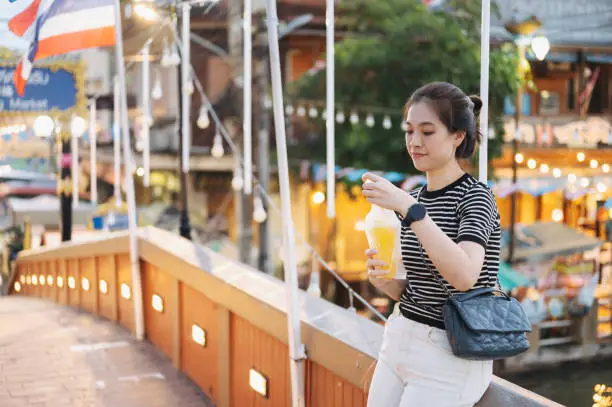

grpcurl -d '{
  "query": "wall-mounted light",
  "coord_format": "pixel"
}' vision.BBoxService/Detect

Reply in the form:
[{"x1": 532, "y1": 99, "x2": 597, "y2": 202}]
[
  {"x1": 32, "y1": 275, "x2": 38, "y2": 286},
  {"x1": 14, "y1": 282, "x2": 21, "y2": 292},
  {"x1": 81, "y1": 278, "x2": 90, "y2": 291},
  {"x1": 57, "y1": 276, "x2": 64, "y2": 288},
  {"x1": 99, "y1": 280, "x2": 108, "y2": 294},
  {"x1": 191, "y1": 324, "x2": 207, "y2": 347},
  {"x1": 121, "y1": 283, "x2": 131, "y2": 300},
  {"x1": 47, "y1": 275, "x2": 53, "y2": 286},
  {"x1": 249, "y1": 368, "x2": 269, "y2": 398},
  {"x1": 68, "y1": 276, "x2": 76, "y2": 289},
  {"x1": 152, "y1": 294, "x2": 164, "y2": 312}
]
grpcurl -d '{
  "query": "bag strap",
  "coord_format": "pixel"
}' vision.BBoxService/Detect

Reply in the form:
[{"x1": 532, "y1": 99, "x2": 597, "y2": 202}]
[{"x1": 414, "y1": 189, "x2": 502, "y2": 298}]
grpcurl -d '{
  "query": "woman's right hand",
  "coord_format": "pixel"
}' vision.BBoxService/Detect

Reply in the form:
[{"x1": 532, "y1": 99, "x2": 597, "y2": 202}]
[{"x1": 366, "y1": 248, "x2": 392, "y2": 288}]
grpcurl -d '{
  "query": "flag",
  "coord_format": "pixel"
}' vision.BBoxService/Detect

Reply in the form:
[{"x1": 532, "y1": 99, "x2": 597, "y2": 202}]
[{"x1": 13, "y1": 0, "x2": 116, "y2": 96}]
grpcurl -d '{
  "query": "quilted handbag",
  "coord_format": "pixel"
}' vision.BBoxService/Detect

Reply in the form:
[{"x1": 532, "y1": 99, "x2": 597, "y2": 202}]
[{"x1": 441, "y1": 287, "x2": 532, "y2": 360}]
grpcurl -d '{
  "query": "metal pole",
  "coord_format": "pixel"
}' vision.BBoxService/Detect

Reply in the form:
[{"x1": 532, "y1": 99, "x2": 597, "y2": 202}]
[
  {"x1": 243, "y1": 0, "x2": 252, "y2": 195},
  {"x1": 325, "y1": 0, "x2": 335, "y2": 218},
  {"x1": 71, "y1": 124, "x2": 79, "y2": 208},
  {"x1": 142, "y1": 41, "x2": 151, "y2": 188},
  {"x1": 508, "y1": 43, "x2": 526, "y2": 264},
  {"x1": 114, "y1": 0, "x2": 145, "y2": 340},
  {"x1": 256, "y1": 54, "x2": 272, "y2": 274},
  {"x1": 59, "y1": 119, "x2": 72, "y2": 242},
  {"x1": 265, "y1": 1, "x2": 305, "y2": 405},
  {"x1": 113, "y1": 76, "x2": 122, "y2": 208},
  {"x1": 89, "y1": 99, "x2": 98, "y2": 205},
  {"x1": 478, "y1": 0, "x2": 491, "y2": 183},
  {"x1": 178, "y1": 3, "x2": 192, "y2": 240}
]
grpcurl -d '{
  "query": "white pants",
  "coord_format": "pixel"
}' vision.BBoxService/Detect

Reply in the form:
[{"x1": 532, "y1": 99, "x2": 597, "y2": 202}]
[{"x1": 367, "y1": 306, "x2": 492, "y2": 407}]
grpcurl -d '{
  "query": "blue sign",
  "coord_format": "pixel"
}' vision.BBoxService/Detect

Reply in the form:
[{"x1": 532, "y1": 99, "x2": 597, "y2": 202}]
[
  {"x1": 0, "y1": 64, "x2": 78, "y2": 113},
  {"x1": 504, "y1": 94, "x2": 531, "y2": 116}
]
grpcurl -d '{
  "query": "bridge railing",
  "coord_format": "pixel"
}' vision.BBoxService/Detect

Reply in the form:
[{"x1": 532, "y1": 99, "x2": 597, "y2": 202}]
[{"x1": 9, "y1": 227, "x2": 562, "y2": 407}]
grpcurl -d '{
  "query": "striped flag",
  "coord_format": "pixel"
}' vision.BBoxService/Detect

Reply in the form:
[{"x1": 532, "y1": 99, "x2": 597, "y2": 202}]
[{"x1": 13, "y1": 0, "x2": 116, "y2": 96}]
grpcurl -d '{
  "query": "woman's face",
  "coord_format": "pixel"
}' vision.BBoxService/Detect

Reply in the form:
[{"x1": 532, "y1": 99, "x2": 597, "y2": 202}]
[{"x1": 404, "y1": 101, "x2": 464, "y2": 173}]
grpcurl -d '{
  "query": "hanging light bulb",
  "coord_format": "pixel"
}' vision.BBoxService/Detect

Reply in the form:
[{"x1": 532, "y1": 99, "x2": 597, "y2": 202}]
[
  {"x1": 211, "y1": 132, "x2": 224, "y2": 158},
  {"x1": 590, "y1": 159, "x2": 598, "y2": 169},
  {"x1": 231, "y1": 167, "x2": 244, "y2": 191},
  {"x1": 151, "y1": 76, "x2": 162, "y2": 100},
  {"x1": 540, "y1": 163, "x2": 549, "y2": 174},
  {"x1": 308, "y1": 106, "x2": 318, "y2": 118},
  {"x1": 401, "y1": 121, "x2": 408, "y2": 131},
  {"x1": 285, "y1": 105, "x2": 294, "y2": 115},
  {"x1": 253, "y1": 195, "x2": 267, "y2": 223},
  {"x1": 197, "y1": 106, "x2": 210, "y2": 129},
  {"x1": 350, "y1": 111, "x2": 359, "y2": 125},
  {"x1": 580, "y1": 177, "x2": 590, "y2": 188},
  {"x1": 365, "y1": 114, "x2": 375, "y2": 128},
  {"x1": 263, "y1": 95, "x2": 272, "y2": 109},
  {"x1": 603, "y1": 164, "x2": 610, "y2": 173},
  {"x1": 297, "y1": 106, "x2": 306, "y2": 117},
  {"x1": 321, "y1": 109, "x2": 327, "y2": 120},
  {"x1": 168, "y1": 43, "x2": 181, "y2": 66},
  {"x1": 184, "y1": 76, "x2": 194, "y2": 95},
  {"x1": 488, "y1": 127, "x2": 495, "y2": 140},
  {"x1": 160, "y1": 41, "x2": 171, "y2": 67},
  {"x1": 552, "y1": 168, "x2": 562, "y2": 178},
  {"x1": 577, "y1": 152, "x2": 585, "y2": 162},
  {"x1": 382, "y1": 115, "x2": 392, "y2": 130},
  {"x1": 336, "y1": 111, "x2": 345, "y2": 123}
]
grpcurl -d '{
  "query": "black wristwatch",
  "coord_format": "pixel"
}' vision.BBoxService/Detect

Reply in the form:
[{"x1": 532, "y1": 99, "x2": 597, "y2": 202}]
[{"x1": 401, "y1": 203, "x2": 427, "y2": 228}]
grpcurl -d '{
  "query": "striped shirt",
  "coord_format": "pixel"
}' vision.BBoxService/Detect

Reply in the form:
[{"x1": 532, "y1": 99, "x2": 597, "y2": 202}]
[{"x1": 397, "y1": 173, "x2": 501, "y2": 329}]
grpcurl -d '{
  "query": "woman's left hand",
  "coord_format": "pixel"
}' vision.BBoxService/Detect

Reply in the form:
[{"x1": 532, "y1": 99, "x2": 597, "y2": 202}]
[{"x1": 361, "y1": 172, "x2": 416, "y2": 214}]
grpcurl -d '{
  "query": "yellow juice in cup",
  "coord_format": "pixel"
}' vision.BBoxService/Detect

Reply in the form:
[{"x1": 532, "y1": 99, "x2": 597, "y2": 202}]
[{"x1": 364, "y1": 204, "x2": 400, "y2": 279}]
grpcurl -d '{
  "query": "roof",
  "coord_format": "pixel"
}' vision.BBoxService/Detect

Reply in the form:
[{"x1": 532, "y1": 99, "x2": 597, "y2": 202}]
[
  {"x1": 501, "y1": 221, "x2": 603, "y2": 262},
  {"x1": 491, "y1": 0, "x2": 612, "y2": 48}
]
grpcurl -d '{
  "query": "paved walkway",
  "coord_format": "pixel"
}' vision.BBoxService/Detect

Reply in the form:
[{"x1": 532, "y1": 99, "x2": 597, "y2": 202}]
[{"x1": 0, "y1": 297, "x2": 215, "y2": 407}]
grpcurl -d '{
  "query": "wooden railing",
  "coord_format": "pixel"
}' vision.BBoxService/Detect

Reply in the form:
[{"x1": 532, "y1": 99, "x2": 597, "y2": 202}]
[{"x1": 9, "y1": 227, "x2": 561, "y2": 407}]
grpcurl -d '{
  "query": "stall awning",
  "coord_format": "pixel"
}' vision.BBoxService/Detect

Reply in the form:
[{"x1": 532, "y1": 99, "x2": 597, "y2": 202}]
[
  {"x1": 498, "y1": 262, "x2": 534, "y2": 292},
  {"x1": 501, "y1": 222, "x2": 603, "y2": 263}
]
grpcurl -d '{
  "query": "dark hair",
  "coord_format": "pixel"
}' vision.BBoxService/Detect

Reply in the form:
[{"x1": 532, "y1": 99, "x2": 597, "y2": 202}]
[{"x1": 404, "y1": 82, "x2": 482, "y2": 159}]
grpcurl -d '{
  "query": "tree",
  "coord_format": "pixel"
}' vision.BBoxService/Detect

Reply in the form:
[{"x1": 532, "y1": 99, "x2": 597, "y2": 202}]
[{"x1": 288, "y1": 0, "x2": 520, "y2": 176}]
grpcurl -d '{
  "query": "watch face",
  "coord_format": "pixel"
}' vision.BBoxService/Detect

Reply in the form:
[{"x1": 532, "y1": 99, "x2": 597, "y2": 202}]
[{"x1": 410, "y1": 204, "x2": 426, "y2": 221}]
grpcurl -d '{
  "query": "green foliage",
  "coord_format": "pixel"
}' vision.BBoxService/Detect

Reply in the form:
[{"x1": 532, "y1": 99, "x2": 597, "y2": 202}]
[{"x1": 288, "y1": 0, "x2": 521, "y2": 174}]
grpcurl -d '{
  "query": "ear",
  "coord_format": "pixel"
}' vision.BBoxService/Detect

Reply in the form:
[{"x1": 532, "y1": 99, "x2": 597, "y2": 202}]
[{"x1": 453, "y1": 131, "x2": 466, "y2": 148}]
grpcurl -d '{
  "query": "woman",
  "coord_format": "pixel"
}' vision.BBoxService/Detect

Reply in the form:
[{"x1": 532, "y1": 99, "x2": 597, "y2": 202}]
[{"x1": 362, "y1": 82, "x2": 501, "y2": 407}]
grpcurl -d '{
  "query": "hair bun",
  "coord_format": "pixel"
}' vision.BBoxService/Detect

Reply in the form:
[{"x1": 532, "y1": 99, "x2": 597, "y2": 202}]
[{"x1": 469, "y1": 95, "x2": 483, "y2": 118}]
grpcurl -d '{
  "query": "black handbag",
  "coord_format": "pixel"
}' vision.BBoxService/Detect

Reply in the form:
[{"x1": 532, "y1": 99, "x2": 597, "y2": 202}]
[{"x1": 413, "y1": 194, "x2": 532, "y2": 360}]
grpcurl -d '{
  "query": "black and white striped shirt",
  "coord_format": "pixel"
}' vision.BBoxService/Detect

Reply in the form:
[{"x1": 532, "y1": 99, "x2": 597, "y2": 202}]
[{"x1": 398, "y1": 173, "x2": 501, "y2": 329}]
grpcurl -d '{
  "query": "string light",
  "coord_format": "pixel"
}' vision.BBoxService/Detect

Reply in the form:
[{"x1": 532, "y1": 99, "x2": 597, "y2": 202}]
[
  {"x1": 365, "y1": 113, "x2": 375, "y2": 128},
  {"x1": 515, "y1": 153, "x2": 524, "y2": 164},
  {"x1": 382, "y1": 115, "x2": 392, "y2": 130},
  {"x1": 297, "y1": 106, "x2": 306, "y2": 117},
  {"x1": 527, "y1": 158, "x2": 537, "y2": 169},
  {"x1": 540, "y1": 163, "x2": 549, "y2": 174},
  {"x1": 231, "y1": 167, "x2": 244, "y2": 191},
  {"x1": 568, "y1": 173, "x2": 577, "y2": 183},
  {"x1": 350, "y1": 111, "x2": 359, "y2": 124},
  {"x1": 336, "y1": 111, "x2": 345, "y2": 123},
  {"x1": 597, "y1": 183, "x2": 607, "y2": 193},
  {"x1": 580, "y1": 177, "x2": 590, "y2": 188},
  {"x1": 253, "y1": 195, "x2": 267, "y2": 223},
  {"x1": 308, "y1": 106, "x2": 318, "y2": 118},
  {"x1": 285, "y1": 105, "x2": 294, "y2": 115},
  {"x1": 197, "y1": 106, "x2": 210, "y2": 129},
  {"x1": 552, "y1": 168, "x2": 561, "y2": 178},
  {"x1": 211, "y1": 132, "x2": 224, "y2": 158},
  {"x1": 552, "y1": 209, "x2": 563, "y2": 222},
  {"x1": 603, "y1": 164, "x2": 610, "y2": 173},
  {"x1": 151, "y1": 75, "x2": 162, "y2": 100},
  {"x1": 577, "y1": 152, "x2": 585, "y2": 162},
  {"x1": 590, "y1": 159, "x2": 599, "y2": 169}
]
